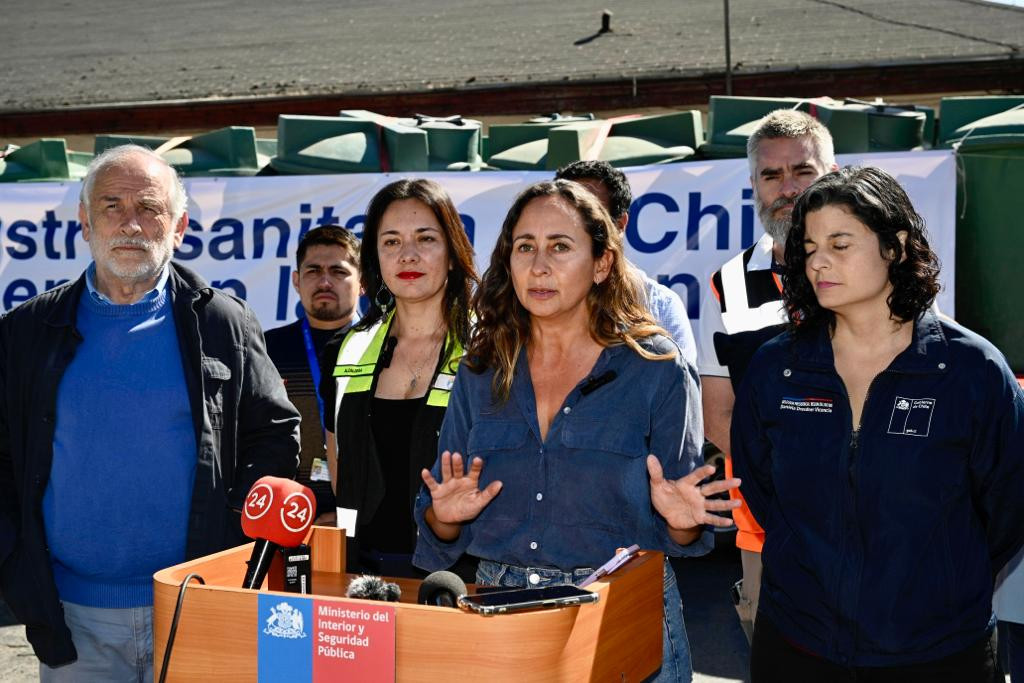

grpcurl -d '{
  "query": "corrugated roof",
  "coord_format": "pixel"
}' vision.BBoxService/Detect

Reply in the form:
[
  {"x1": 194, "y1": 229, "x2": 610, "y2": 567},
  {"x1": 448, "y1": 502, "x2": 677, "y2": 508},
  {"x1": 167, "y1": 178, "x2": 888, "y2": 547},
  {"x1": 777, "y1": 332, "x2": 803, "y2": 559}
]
[{"x1": 2, "y1": 0, "x2": 1021, "y2": 111}]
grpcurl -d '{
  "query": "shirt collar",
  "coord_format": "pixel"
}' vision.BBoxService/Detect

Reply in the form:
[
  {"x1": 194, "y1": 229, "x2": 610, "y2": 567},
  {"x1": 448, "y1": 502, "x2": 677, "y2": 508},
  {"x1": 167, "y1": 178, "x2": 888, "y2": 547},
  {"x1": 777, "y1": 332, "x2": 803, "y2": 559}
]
[
  {"x1": 792, "y1": 309, "x2": 948, "y2": 372},
  {"x1": 85, "y1": 262, "x2": 170, "y2": 305},
  {"x1": 748, "y1": 233, "x2": 778, "y2": 272}
]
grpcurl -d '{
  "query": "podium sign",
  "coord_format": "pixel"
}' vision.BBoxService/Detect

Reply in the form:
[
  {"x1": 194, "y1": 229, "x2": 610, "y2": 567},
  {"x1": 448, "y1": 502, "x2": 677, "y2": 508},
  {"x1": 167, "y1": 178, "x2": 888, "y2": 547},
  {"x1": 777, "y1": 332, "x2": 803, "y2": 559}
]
[{"x1": 257, "y1": 595, "x2": 397, "y2": 682}]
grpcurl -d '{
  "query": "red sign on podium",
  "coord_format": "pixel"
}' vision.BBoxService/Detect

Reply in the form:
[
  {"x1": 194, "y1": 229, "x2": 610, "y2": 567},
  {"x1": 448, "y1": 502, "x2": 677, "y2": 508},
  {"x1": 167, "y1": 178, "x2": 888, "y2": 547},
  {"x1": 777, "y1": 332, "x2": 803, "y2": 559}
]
[{"x1": 312, "y1": 600, "x2": 396, "y2": 682}]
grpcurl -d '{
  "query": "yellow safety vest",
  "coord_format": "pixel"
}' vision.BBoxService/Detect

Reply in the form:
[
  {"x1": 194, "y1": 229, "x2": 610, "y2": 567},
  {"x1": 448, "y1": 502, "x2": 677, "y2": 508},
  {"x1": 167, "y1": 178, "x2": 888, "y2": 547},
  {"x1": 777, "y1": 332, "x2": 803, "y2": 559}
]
[{"x1": 331, "y1": 309, "x2": 463, "y2": 421}]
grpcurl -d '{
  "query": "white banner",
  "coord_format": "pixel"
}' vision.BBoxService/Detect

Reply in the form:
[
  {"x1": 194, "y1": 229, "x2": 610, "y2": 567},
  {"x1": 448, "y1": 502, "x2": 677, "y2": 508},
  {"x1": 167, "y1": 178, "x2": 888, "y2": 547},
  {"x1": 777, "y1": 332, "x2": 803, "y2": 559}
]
[{"x1": 0, "y1": 151, "x2": 955, "y2": 344}]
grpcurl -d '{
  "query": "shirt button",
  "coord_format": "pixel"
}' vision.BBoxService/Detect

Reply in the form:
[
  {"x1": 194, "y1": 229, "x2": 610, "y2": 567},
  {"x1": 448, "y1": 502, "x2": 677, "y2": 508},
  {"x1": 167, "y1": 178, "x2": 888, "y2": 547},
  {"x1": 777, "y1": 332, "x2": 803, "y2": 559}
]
[
  {"x1": 529, "y1": 573, "x2": 541, "y2": 585},
  {"x1": 563, "y1": 406, "x2": 571, "y2": 415},
  {"x1": 530, "y1": 541, "x2": 538, "y2": 550},
  {"x1": 536, "y1": 493, "x2": 543, "y2": 501},
  {"x1": 938, "y1": 362, "x2": 946, "y2": 370},
  {"x1": 783, "y1": 369, "x2": 792, "y2": 377}
]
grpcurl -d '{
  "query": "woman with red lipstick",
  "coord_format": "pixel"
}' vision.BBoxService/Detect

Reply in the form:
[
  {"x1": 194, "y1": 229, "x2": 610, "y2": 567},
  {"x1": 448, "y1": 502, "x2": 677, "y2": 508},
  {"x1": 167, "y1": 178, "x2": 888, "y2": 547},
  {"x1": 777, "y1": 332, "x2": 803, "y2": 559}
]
[
  {"x1": 731, "y1": 166, "x2": 1024, "y2": 682},
  {"x1": 320, "y1": 178, "x2": 478, "y2": 578},
  {"x1": 413, "y1": 180, "x2": 740, "y2": 682}
]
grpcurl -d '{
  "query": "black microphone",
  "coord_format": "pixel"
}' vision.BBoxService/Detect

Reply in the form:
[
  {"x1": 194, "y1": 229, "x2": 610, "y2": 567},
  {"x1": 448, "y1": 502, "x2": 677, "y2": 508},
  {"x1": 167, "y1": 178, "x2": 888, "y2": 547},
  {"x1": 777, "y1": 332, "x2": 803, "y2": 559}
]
[
  {"x1": 580, "y1": 370, "x2": 617, "y2": 395},
  {"x1": 346, "y1": 575, "x2": 402, "y2": 602},
  {"x1": 417, "y1": 571, "x2": 467, "y2": 608}
]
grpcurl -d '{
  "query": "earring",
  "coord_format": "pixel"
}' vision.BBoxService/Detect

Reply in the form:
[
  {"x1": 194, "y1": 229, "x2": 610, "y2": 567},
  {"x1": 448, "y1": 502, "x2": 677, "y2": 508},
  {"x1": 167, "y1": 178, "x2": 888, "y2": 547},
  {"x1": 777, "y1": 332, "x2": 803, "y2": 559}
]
[{"x1": 374, "y1": 283, "x2": 394, "y2": 309}]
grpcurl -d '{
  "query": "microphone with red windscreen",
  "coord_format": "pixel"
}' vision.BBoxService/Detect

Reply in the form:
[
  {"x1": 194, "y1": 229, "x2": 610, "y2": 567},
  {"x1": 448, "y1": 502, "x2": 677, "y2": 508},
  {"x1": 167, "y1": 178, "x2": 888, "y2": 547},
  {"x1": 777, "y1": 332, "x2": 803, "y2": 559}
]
[{"x1": 240, "y1": 476, "x2": 316, "y2": 589}]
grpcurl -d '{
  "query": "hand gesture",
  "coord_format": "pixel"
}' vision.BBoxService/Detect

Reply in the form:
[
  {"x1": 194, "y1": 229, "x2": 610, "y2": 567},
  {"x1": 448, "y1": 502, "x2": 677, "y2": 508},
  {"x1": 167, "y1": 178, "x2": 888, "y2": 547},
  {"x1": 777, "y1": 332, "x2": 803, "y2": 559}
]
[
  {"x1": 421, "y1": 451, "x2": 503, "y2": 525},
  {"x1": 647, "y1": 456, "x2": 740, "y2": 531}
]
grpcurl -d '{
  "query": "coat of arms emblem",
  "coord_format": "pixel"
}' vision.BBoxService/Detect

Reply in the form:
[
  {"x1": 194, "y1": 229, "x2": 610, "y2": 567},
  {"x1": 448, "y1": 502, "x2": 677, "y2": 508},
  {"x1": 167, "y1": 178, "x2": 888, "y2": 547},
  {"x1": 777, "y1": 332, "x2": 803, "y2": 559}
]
[{"x1": 264, "y1": 601, "x2": 306, "y2": 639}]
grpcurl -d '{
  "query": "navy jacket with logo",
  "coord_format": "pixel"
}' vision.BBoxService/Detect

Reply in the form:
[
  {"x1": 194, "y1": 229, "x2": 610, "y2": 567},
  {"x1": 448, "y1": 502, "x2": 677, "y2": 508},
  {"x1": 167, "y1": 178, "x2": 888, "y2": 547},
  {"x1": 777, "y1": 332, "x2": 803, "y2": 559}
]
[{"x1": 732, "y1": 310, "x2": 1024, "y2": 667}]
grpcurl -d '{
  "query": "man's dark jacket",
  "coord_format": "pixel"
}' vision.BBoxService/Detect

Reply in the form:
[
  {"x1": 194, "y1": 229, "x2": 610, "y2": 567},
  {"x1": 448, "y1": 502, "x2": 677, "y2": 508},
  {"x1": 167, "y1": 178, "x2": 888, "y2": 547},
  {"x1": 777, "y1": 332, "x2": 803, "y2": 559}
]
[{"x1": 0, "y1": 263, "x2": 300, "y2": 666}]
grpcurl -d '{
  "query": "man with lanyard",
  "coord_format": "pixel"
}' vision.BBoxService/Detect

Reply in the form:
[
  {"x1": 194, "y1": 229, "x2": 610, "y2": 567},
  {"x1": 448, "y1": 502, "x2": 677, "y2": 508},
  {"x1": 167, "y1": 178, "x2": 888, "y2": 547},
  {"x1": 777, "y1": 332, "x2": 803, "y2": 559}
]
[
  {"x1": 265, "y1": 225, "x2": 361, "y2": 526},
  {"x1": 696, "y1": 109, "x2": 837, "y2": 641}
]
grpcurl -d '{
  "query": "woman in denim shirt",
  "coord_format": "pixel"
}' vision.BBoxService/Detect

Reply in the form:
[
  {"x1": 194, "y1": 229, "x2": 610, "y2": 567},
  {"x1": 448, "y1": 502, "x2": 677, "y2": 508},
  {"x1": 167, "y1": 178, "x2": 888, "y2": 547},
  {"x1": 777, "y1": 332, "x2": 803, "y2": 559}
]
[{"x1": 413, "y1": 180, "x2": 740, "y2": 682}]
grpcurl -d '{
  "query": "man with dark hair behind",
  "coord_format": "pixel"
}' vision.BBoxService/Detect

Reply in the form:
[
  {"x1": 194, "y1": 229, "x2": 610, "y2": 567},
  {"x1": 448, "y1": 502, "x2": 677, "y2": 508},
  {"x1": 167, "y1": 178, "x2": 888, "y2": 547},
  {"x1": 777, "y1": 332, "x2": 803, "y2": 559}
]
[
  {"x1": 265, "y1": 225, "x2": 361, "y2": 524},
  {"x1": 555, "y1": 160, "x2": 697, "y2": 365}
]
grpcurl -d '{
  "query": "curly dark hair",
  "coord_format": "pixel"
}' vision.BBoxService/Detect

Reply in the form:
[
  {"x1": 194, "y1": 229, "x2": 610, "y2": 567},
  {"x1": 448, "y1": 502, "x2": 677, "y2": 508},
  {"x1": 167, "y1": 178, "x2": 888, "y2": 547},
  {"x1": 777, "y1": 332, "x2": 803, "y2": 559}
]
[
  {"x1": 356, "y1": 179, "x2": 478, "y2": 352},
  {"x1": 466, "y1": 179, "x2": 666, "y2": 402},
  {"x1": 784, "y1": 166, "x2": 940, "y2": 332},
  {"x1": 554, "y1": 160, "x2": 632, "y2": 222}
]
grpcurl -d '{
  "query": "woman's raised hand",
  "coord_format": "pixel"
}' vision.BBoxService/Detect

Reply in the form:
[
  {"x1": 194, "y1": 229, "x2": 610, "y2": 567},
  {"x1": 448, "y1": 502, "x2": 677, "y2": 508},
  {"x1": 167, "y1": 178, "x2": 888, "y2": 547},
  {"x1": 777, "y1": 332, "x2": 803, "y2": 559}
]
[
  {"x1": 646, "y1": 456, "x2": 741, "y2": 531},
  {"x1": 421, "y1": 451, "x2": 503, "y2": 525}
]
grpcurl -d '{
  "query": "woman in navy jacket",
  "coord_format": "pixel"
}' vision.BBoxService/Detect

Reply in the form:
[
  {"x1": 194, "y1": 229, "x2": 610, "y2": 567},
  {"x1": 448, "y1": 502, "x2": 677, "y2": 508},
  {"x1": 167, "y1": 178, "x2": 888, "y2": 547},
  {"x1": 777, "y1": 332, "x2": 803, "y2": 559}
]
[{"x1": 731, "y1": 166, "x2": 1024, "y2": 682}]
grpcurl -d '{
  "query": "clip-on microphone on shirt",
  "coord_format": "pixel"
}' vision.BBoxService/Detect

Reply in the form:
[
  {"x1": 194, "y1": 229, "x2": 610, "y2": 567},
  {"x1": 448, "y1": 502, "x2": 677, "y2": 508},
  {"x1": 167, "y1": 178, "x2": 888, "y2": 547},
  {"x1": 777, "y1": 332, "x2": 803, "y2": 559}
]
[{"x1": 580, "y1": 370, "x2": 617, "y2": 396}]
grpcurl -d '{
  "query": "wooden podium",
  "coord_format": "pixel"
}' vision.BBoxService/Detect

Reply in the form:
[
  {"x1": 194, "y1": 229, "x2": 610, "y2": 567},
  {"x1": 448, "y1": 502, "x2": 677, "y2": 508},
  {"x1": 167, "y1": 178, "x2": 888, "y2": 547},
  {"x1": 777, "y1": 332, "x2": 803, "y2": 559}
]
[{"x1": 153, "y1": 527, "x2": 663, "y2": 682}]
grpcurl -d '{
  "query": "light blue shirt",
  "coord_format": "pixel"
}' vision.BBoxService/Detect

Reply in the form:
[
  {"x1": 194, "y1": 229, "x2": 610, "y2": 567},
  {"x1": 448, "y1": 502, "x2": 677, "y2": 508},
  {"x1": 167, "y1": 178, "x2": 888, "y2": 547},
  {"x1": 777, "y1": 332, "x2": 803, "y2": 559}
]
[
  {"x1": 85, "y1": 262, "x2": 171, "y2": 305},
  {"x1": 642, "y1": 273, "x2": 697, "y2": 367}
]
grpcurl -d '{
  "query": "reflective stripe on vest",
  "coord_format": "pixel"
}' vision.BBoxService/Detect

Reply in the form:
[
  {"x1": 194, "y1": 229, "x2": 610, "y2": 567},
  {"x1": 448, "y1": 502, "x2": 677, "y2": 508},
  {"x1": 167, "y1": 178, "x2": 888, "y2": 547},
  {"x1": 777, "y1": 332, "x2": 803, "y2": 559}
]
[
  {"x1": 718, "y1": 248, "x2": 787, "y2": 334},
  {"x1": 426, "y1": 339, "x2": 462, "y2": 408},
  {"x1": 332, "y1": 309, "x2": 464, "y2": 413}
]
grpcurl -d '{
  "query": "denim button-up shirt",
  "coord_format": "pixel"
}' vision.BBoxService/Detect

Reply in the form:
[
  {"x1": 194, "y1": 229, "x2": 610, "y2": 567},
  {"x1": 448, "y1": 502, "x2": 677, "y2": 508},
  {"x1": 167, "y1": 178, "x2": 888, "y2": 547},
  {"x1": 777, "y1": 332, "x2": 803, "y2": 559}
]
[{"x1": 413, "y1": 336, "x2": 711, "y2": 572}]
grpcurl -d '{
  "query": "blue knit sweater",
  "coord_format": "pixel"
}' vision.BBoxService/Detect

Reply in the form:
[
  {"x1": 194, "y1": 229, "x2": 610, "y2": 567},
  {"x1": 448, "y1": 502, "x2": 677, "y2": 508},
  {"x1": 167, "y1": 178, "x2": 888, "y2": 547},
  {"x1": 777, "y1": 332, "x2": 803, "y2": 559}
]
[{"x1": 42, "y1": 285, "x2": 196, "y2": 608}]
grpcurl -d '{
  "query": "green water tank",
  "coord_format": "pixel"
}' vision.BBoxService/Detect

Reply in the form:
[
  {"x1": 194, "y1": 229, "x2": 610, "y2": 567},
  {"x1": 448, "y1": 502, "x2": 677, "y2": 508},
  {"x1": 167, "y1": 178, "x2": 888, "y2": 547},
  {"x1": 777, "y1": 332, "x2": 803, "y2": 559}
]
[
  {"x1": 951, "y1": 109, "x2": 1024, "y2": 371},
  {"x1": 701, "y1": 96, "x2": 804, "y2": 158},
  {"x1": 0, "y1": 139, "x2": 91, "y2": 182},
  {"x1": 599, "y1": 111, "x2": 702, "y2": 166},
  {"x1": 486, "y1": 114, "x2": 598, "y2": 170},
  {"x1": 404, "y1": 114, "x2": 485, "y2": 171},
  {"x1": 702, "y1": 96, "x2": 932, "y2": 158},
  {"x1": 938, "y1": 96, "x2": 1024, "y2": 147},
  {"x1": 94, "y1": 127, "x2": 262, "y2": 176},
  {"x1": 811, "y1": 100, "x2": 928, "y2": 153},
  {"x1": 272, "y1": 115, "x2": 384, "y2": 174}
]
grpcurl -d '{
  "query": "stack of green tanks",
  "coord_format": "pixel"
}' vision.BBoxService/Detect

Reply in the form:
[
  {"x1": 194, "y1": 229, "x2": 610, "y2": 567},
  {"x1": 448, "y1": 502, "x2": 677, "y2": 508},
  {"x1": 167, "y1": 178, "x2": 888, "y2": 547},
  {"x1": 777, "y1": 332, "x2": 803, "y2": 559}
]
[{"x1": 2, "y1": 96, "x2": 1021, "y2": 369}]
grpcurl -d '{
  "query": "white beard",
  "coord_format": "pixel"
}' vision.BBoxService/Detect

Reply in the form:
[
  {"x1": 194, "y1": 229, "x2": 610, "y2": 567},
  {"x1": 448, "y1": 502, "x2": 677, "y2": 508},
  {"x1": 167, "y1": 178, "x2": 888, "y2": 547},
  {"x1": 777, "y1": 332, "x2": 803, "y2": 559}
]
[{"x1": 90, "y1": 233, "x2": 173, "y2": 283}]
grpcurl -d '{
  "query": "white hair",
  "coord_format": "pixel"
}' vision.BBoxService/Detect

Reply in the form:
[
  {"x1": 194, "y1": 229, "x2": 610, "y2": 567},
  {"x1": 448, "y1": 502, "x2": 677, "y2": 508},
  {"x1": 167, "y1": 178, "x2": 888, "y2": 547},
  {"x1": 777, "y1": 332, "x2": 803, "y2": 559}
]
[
  {"x1": 746, "y1": 109, "x2": 836, "y2": 176},
  {"x1": 80, "y1": 144, "x2": 188, "y2": 223}
]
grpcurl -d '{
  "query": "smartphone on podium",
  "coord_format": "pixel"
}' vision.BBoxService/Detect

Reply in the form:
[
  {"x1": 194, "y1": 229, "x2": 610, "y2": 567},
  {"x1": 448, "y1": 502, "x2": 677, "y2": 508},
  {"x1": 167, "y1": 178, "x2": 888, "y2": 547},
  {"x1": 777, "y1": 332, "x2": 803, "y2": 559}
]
[{"x1": 457, "y1": 585, "x2": 599, "y2": 615}]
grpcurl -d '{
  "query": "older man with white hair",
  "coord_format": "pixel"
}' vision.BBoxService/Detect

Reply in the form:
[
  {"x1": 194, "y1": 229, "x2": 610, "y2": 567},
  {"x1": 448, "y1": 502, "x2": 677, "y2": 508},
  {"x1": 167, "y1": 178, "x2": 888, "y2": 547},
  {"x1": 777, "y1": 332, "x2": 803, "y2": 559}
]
[{"x1": 0, "y1": 145, "x2": 299, "y2": 681}]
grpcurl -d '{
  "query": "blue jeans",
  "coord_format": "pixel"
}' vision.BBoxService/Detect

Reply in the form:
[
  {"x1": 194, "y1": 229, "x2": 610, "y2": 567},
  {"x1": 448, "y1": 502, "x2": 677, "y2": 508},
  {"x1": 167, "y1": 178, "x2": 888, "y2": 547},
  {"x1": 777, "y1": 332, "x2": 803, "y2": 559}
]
[
  {"x1": 476, "y1": 558, "x2": 692, "y2": 682},
  {"x1": 39, "y1": 602, "x2": 153, "y2": 683}
]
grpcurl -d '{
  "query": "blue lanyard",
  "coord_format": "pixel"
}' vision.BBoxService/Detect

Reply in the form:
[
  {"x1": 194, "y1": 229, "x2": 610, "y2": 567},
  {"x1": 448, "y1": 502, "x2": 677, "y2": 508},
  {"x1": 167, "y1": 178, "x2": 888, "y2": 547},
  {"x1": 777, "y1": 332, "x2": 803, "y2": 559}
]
[{"x1": 300, "y1": 317, "x2": 327, "y2": 439}]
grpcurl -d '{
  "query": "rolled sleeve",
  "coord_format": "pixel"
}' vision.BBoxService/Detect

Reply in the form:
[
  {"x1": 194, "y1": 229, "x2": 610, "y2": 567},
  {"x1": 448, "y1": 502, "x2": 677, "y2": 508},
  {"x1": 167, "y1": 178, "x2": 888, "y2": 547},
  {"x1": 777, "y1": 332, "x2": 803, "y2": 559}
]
[{"x1": 650, "y1": 355, "x2": 711, "y2": 558}]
